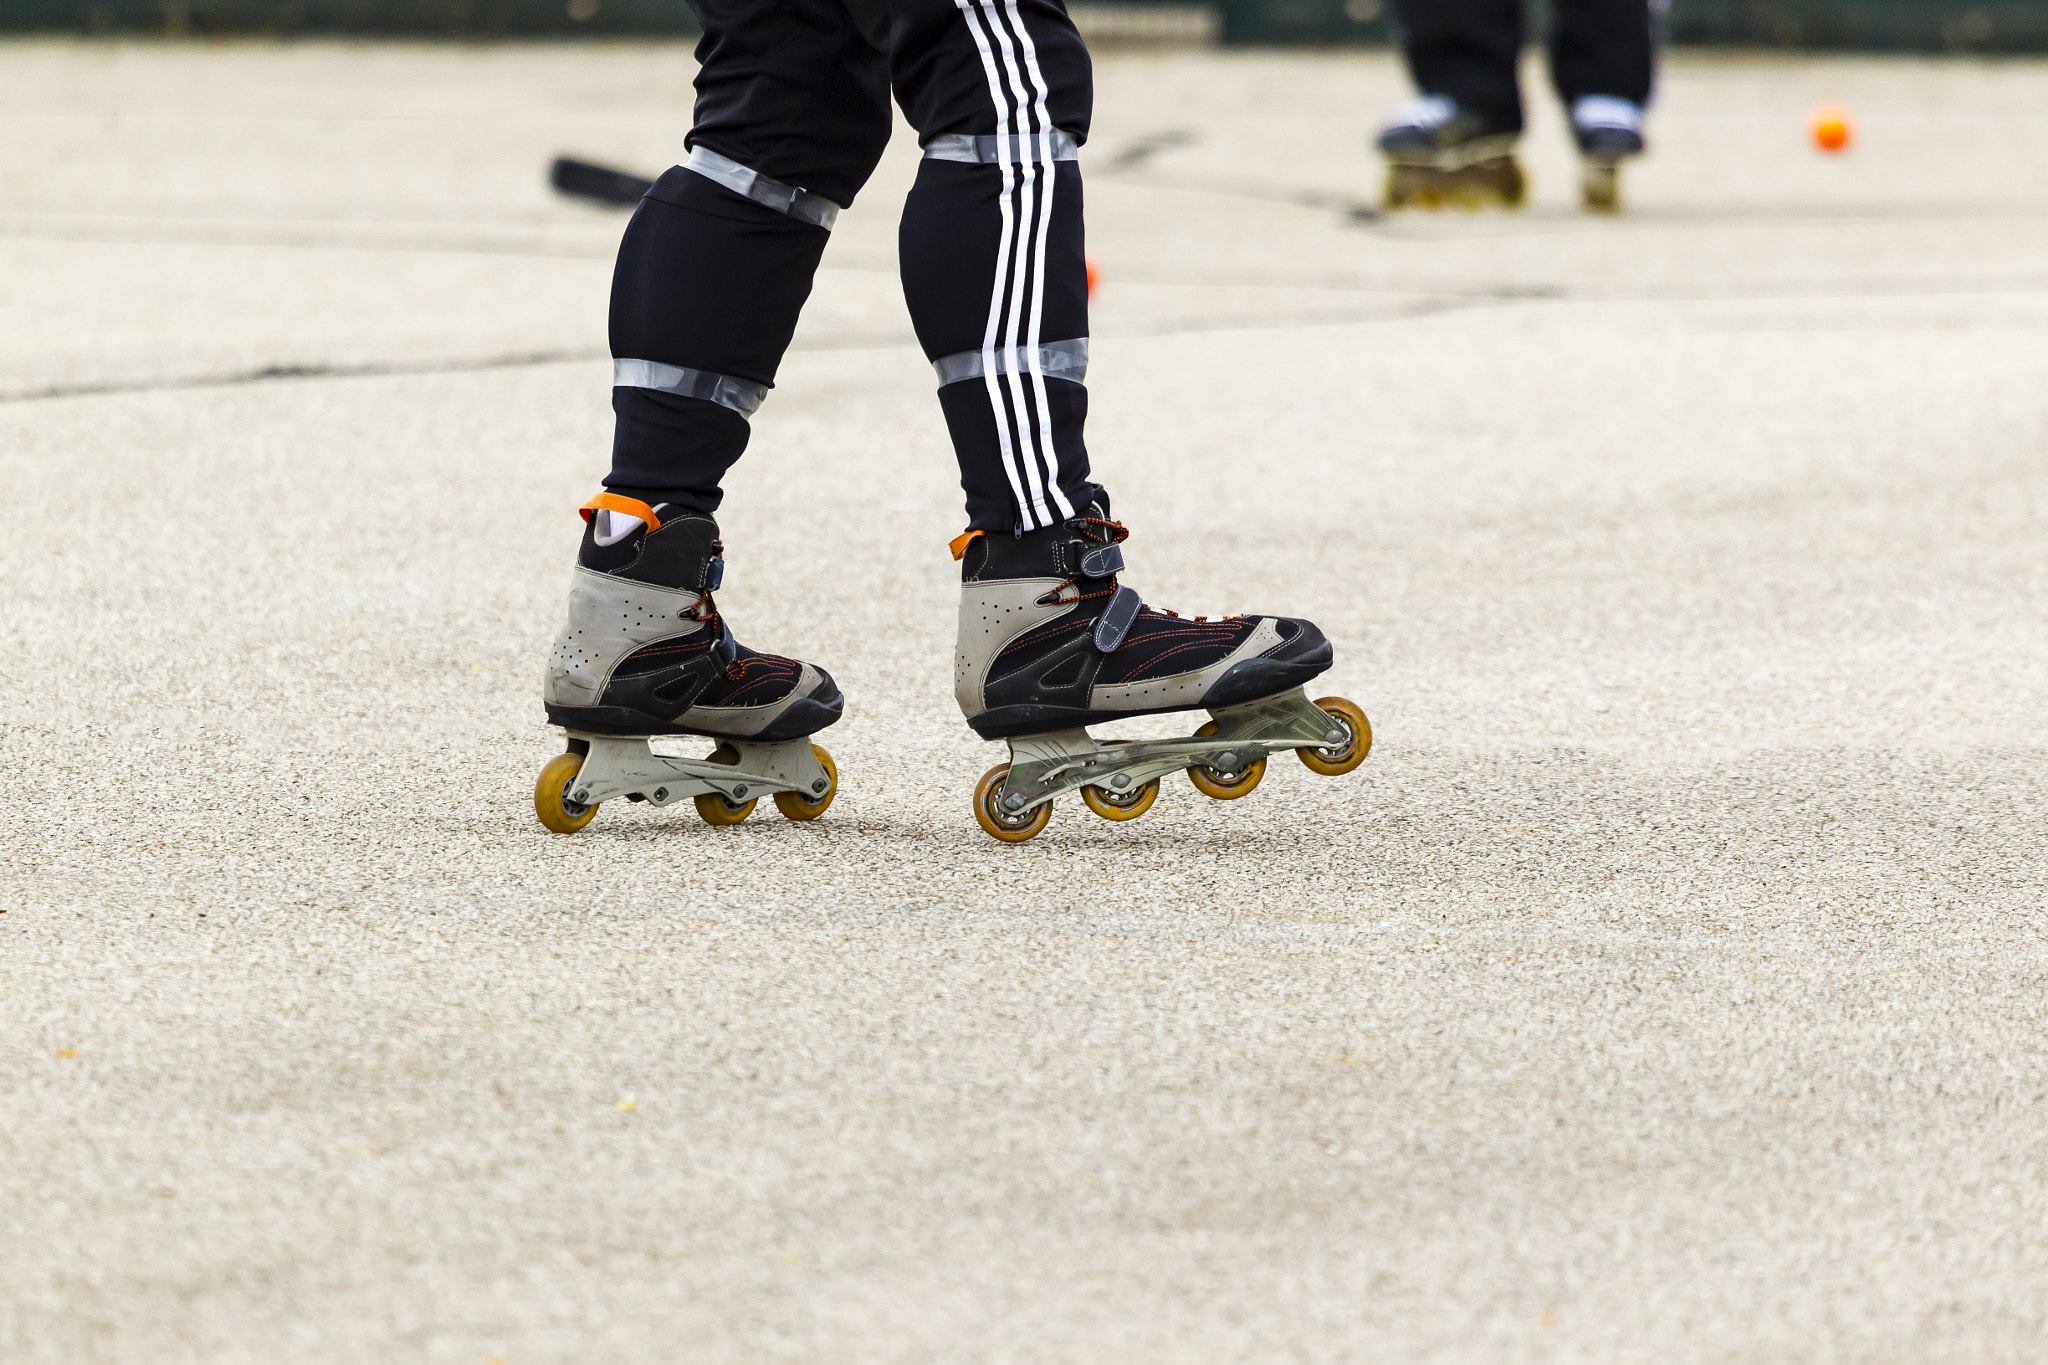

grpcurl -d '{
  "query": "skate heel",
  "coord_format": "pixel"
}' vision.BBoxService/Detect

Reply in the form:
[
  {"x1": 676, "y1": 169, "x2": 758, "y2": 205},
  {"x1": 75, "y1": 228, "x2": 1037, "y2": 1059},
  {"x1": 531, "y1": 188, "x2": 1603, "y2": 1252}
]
[
  {"x1": 971, "y1": 688, "x2": 1372, "y2": 843},
  {"x1": 534, "y1": 731, "x2": 838, "y2": 833}
]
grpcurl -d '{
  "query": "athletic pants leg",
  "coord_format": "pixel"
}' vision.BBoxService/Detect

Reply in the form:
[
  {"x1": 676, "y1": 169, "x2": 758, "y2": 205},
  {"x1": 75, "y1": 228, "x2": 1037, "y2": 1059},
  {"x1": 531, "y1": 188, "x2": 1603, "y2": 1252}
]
[
  {"x1": 1389, "y1": 0, "x2": 1526, "y2": 133},
  {"x1": 1549, "y1": 0, "x2": 1655, "y2": 109},
  {"x1": 604, "y1": 0, "x2": 1102, "y2": 534}
]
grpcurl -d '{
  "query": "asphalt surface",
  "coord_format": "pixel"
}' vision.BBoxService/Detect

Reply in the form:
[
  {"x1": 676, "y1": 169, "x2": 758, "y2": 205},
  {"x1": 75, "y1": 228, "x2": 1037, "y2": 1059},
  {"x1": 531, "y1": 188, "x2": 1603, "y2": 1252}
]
[{"x1": 4, "y1": 39, "x2": 2046, "y2": 1364}]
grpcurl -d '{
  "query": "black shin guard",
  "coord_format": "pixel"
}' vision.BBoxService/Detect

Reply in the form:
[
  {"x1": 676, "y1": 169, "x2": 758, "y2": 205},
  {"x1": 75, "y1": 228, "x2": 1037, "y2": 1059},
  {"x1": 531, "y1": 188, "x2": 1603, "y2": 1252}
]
[{"x1": 605, "y1": 166, "x2": 833, "y2": 514}]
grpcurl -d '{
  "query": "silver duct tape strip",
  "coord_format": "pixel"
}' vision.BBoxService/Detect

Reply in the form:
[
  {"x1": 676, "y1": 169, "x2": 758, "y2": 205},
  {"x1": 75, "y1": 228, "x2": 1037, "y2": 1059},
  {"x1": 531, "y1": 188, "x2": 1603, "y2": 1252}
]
[
  {"x1": 683, "y1": 146, "x2": 841, "y2": 230},
  {"x1": 613, "y1": 359, "x2": 768, "y2": 418},
  {"x1": 923, "y1": 130, "x2": 1079, "y2": 165},
  {"x1": 932, "y1": 338, "x2": 1089, "y2": 388}
]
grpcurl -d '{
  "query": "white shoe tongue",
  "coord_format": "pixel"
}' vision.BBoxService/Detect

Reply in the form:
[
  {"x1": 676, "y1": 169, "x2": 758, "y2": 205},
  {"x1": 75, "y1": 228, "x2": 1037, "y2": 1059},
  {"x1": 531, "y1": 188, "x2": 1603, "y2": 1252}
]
[{"x1": 592, "y1": 508, "x2": 646, "y2": 546}]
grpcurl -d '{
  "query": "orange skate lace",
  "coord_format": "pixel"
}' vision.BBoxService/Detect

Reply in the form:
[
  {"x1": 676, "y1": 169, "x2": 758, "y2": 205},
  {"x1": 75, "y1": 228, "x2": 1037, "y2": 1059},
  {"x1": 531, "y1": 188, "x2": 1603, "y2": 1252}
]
[{"x1": 1049, "y1": 516, "x2": 1235, "y2": 623}]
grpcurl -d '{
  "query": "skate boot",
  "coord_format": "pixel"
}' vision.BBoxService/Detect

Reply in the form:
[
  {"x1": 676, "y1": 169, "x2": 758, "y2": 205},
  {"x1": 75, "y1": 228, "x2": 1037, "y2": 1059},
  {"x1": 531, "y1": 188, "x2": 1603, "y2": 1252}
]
[
  {"x1": 1571, "y1": 96, "x2": 1646, "y2": 213},
  {"x1": 533, "y1": 494, "x2": 843, "y2": 834},
  {"x1": 954, "y1": 508, "x2": 1372, "y2": 843},
  {"x1": 1377, "y1": 94, "x2": 1525, "y2": 211}
]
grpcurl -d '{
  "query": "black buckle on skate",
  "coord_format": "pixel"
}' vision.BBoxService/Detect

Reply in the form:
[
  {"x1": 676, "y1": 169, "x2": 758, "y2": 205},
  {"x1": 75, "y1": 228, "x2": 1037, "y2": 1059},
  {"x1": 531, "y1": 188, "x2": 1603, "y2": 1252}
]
[
  {"x1": 1093, "y1": 584, "x2": 1142, "y2": 653},
  {"x1": 1078, "y1": 541, "x2": 1124, "y2": 579},
  {"x1": 706, "y1": 556, "x2": 724, "y2": 592}
]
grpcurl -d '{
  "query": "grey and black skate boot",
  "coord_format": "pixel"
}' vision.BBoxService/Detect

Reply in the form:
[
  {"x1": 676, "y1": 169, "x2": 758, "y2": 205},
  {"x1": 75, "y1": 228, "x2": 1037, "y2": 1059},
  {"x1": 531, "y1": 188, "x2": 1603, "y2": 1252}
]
[
  {"x1": 1571, "y1": 95, "x2": 1646, "y2": 212},
  {"x1": 954, "y1": 507, "x2": 1372, "y2": 842},
  {"x1": 1377, "y1": 94, "x2": 1525, "y2": 211},
  {"x1": 533, "y1": 495, "x2": 842, "y2": 834}
]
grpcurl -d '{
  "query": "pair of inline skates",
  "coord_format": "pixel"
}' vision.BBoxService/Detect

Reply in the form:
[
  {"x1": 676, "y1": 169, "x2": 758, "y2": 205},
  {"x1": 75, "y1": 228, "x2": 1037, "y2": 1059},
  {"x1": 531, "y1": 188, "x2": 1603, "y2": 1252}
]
[
  {"x1": 1378, "y1": 93, "x2": 1646, "y2": 213},
  {"x1": 533, "y1": 495, "x2": 1371, "y2": 844}
]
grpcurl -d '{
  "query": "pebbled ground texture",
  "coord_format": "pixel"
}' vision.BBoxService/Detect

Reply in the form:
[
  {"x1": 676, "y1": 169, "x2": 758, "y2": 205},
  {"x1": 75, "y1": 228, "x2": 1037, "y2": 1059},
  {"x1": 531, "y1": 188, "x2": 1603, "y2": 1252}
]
[{"x1": 3, "y1": 39, "x2": 2046, "y2": 1364}]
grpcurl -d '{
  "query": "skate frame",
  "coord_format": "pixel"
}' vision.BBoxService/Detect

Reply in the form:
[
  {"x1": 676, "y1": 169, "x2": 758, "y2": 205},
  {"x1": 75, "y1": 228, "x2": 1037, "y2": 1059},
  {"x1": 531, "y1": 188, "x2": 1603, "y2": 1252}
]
[
  {"x1": 560, "y1": 731, "x2": 831, "y2": 809},
  {"x1": 995, "y1": 687, "x2": 1349, "y2": 816}
]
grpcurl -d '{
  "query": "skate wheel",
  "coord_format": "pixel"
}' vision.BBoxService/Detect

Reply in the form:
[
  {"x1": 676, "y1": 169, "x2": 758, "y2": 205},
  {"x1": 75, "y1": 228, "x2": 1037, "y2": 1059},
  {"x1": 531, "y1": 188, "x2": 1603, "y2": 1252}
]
[
  {"x1": 974, "y1": 763, "x2": 1051, "y2": 843},
  {"x1": 773, "y1": 744, "x2": 838, "y2": 822},
  {"x1": 534, "y1": 751, "x2": 599, "y2": 834},
  {"x1": 1581, "y1": 162, "x2": 1620, "y2": 213},
  {"x1": 1297, "y1": 697, "x2": 1372, "y2": 777},
  {"x1": 1384, "y1": 163, "x2": 1439, "y2": 211},
  {"x1": 1186, "y1": 720, "x2": 1267, "y2": 800},
  {"x1": 1500, "y1": 160, "x2": 1528, "y2": 208},
  {"x1": 693, "y1": 744, "x2": 758, "y2": 826},
  {"x1": 1081, "y1": 775, "x2": 1159, "y2": 821}
]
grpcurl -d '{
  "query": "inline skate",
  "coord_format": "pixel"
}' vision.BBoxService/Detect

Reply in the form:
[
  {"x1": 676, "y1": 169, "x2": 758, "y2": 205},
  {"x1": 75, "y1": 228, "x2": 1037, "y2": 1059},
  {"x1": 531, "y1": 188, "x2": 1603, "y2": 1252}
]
[
  {"x1": 1572, "y1": 95, "x2": 1646, "y2": 213},
  {"x1": 533, "y1": 494, "x2": 843, "y2": 834},
  {"x1": 954, "y1": 506, "x2": 1371, "y2": 843},
  {"x1": 1377, "y1": 94, "x2": 1525, "y2": 211}
]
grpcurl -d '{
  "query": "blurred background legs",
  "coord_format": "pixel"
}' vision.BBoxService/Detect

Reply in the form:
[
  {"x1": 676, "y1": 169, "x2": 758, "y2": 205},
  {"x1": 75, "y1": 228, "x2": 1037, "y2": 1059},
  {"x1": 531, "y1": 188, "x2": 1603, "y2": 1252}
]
[{"x1": 1378, "y1": 0, "x2": 1656, "y2": 210}]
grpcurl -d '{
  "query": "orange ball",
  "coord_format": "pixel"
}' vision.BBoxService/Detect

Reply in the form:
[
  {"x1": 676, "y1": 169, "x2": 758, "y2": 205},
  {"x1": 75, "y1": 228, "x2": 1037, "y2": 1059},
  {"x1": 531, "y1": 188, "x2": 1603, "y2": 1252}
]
[
  {"x1": 1810, "y1": 103, "x2": 1853, "y2": 152},
  {"x1": 1085, "y1": 254, "x2": 1099, "y2": 299}
]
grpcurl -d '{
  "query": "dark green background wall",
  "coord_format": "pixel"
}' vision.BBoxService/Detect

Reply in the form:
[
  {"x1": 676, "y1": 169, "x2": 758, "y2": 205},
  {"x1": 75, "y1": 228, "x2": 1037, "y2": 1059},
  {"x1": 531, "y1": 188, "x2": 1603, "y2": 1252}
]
[
  {"x1": 1219, "y1": 0, "x2": 2048, "y2": 48},
  {"x1": 7, "y1": 0, "x2": 2048, "y2": 51},
  {"x1": 4, "y1": 0, "x2": 701, "y2": 36}
]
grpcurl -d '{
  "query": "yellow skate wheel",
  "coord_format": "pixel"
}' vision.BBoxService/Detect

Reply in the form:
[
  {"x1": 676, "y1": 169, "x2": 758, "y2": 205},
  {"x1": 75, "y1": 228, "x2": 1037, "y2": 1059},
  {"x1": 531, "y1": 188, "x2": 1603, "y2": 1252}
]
[
  {"x1": 1499, "y1": 158, "x2": 1528, "y2": 208},
  {"x1": 1297, "y1": 697, "x2": 1373, "y2": 776},
  {"x1": 1186, "y1": 720, "x2": 1267, "y2": 800},
  {"x1": 534, "y1": 751, "x2": 599, "y2": 834},
  {"x1": 1581, "y1": 161, "x2": 1620, "y2": 213},
  {"x1": 974, "y1": 763, "x2": 1051, "y2": 843},
  {"x1": 1384, "y1": 162, "x2": 1441, "y2": 211},
  {"x1": 1081, "y1": 775, "x2": 1159, "y2": 821},
  {"x1": 693, "y1": 744, "x2": 758, "y2": 826},
  {"x1": 1383, "y1": 163, "x2": 1411, "y2": 209},
  {"x1": 773, "y1": 744, "x2": 838, "y2": 821}
]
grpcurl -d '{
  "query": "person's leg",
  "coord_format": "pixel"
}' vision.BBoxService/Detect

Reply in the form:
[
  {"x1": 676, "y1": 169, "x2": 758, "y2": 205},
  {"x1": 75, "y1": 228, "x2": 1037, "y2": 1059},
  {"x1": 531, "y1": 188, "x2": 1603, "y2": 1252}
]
[
  {"x1": 1389, "y1": 0, "x2": 1526, "y2": 133},
  {"x1": 542, "y1": 0, "x2": 891, "y2": 746},
  {"x1": 1550, "y1": 0, "x2": 1654, "y2": 208},
  {"x1": 848, "y1": 0, "x2": 1101, "y2": 533},
  {"x1": 850, "y1": 0, "x2": 1347, "y2": 791},
  {"x1": 1375, "y1": 0, "x2": 1528, "y2": 209},
  {"x1": 1550, "y1": 0, "x2": 1655, "y2": 116},
  {"x1": 604, "y1": 0, "x2": 893, "y2": 514}
]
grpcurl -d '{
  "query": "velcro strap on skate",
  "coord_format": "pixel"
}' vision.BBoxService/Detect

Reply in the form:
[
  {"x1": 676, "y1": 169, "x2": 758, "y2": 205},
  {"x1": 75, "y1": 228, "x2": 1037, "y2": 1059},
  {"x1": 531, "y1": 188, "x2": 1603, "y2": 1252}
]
[
  {"x1": 649, "y1": 621, "x2": 738, "y2": 709},
  {"x1": 949, "y1": 530, "x2": 984, "y2": 561},
  {"x1": 932, "y1": 338, "x2": 1088, "y2": 389},
  {"x1": 684, "y1": 146, "x2": 841, "y2": 230},
  {"x1": 1077, "y1": 541, "x2": 1123, "y2": 578},
  {"x1": 580, "y1": 493, "x2": 661, "y2": 532},
  {"x1": 613, "y1": 359, "x2": 768, "y2": 419},
  {"x1": 923, "y1": 130, "x2": 1079, "y2": 165},
  {"x1": 1092, "y1": 585, "x2": 1142, "y2": 653}
]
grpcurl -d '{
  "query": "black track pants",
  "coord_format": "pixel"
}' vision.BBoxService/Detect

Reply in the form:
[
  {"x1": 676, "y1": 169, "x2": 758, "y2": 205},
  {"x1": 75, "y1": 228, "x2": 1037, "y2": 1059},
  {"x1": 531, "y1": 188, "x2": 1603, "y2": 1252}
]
[
  {"x1": 1390, "y1": 0, "x2": 1655, "y2": 133},
  {"x1": 605, "y1": 0, "x2": 1103, "y2": 534}
]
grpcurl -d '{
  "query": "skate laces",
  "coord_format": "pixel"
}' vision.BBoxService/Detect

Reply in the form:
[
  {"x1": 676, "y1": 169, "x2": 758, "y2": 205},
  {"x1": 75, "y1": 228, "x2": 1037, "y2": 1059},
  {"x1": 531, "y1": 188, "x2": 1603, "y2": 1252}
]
[
  {"x1": 1052, "y1": 517, "x2": 1231, "y2": 624},
  {"x1": 1048, "y1": 516, "x2": 1127, "y2": 607}
]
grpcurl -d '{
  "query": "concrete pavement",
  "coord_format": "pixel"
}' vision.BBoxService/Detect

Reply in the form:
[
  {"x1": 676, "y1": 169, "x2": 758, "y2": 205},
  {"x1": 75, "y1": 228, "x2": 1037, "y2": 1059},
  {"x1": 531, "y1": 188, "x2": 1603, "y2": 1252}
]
[{"x1": 3, "y1": 39, "x2": 2047, "y2": 1362}]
